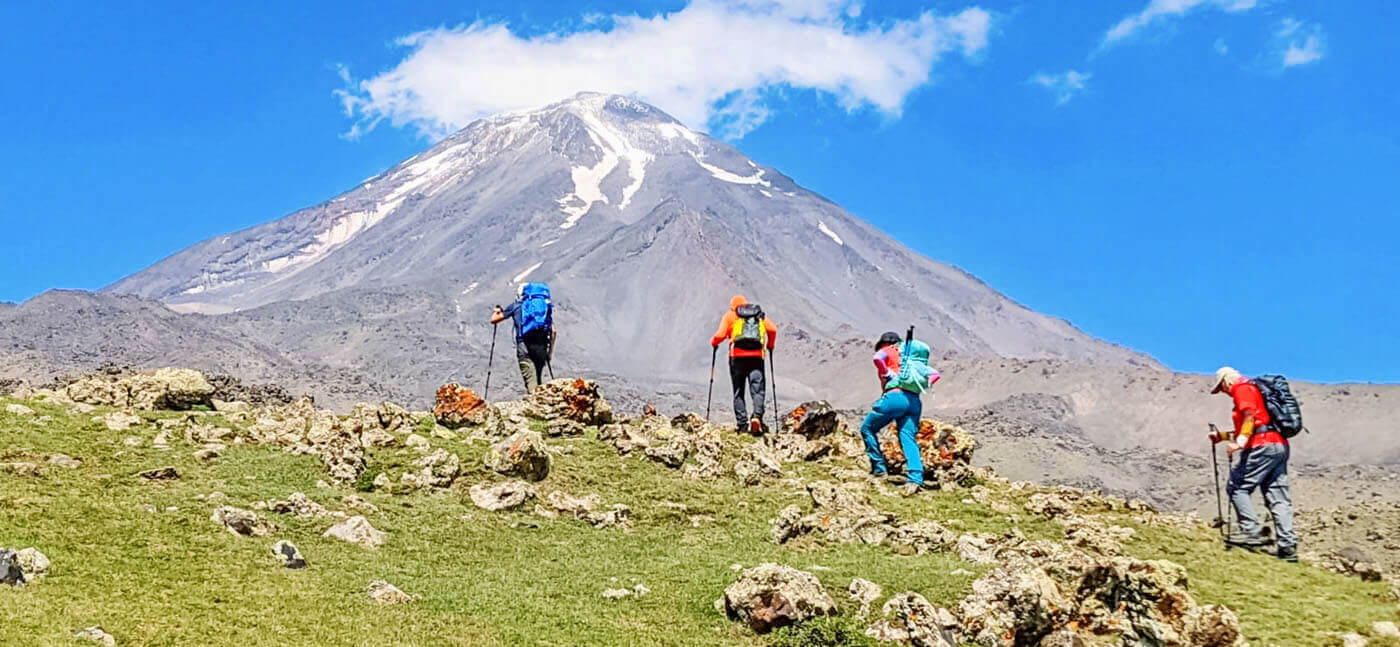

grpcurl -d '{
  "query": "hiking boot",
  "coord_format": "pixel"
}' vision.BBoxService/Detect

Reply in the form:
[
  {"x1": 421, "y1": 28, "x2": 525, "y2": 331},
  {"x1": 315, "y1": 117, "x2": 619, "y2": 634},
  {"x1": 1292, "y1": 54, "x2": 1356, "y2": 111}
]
[
  {"x1": 748, "y1": 416, "x2": 763, "y2": 435},
  {"x1": 901, "y1": 483, "x2": 927, "y2": 497},
  {"x1": 1225, "y1": 531, "x2": 1271, "y2": 548},
  {"x1": 1277, "y1": 545, "x2": 1298, "y2": 562}
]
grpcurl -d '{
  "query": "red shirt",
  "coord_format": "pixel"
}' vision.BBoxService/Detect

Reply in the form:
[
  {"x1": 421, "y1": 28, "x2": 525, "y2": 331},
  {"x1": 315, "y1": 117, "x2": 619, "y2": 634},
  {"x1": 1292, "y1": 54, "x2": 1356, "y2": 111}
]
[
  {"x1": 1229, "y1": 378, "x2": 1285, "y2": 448},
  {"x1": 873, "y1": 348, "x2": 900, "y2": 391}
]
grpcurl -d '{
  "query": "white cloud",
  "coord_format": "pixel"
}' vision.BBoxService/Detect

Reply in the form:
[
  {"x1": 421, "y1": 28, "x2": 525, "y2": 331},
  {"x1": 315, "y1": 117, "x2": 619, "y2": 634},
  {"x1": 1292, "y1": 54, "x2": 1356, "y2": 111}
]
[
  {"x1": 336, "y1": 0, "x2": 992, "y2": 140},
  {"x1": 1276, "y1": 19, "x2": 1326, "y2": 68},
  {"x1": 1029, "y1": 70, "x2": 1090, "y2": 106},
  {"x1": 1103, "y1": 0, "x2": 1257, "y2": 46},
  {"x1": 1213, "y1": 38, "x2": 1228, "y2": 55}
]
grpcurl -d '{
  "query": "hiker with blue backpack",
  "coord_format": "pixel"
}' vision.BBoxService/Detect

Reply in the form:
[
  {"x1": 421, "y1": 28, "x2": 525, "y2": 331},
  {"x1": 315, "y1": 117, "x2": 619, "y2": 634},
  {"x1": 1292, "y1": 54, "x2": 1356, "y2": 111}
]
[
  {"x1": 1208, "y1": 366, "x2": 1301, "y2": 561},
  {"x1": 859, "y1": 328, "x2": 940, "y2": 497},
  {"x1": 490, "y1": 283, "x2": 556, "y2": 392}
]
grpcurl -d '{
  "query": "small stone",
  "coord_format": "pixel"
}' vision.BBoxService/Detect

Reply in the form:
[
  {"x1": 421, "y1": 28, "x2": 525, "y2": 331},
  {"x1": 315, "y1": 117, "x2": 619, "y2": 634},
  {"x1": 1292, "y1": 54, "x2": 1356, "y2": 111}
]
[
  {"x1": 122, "y1": 436, "x2": 142, "y2": 447},
  {"x1": 104, "y1": 411, "x2": 142, "y2": 431},
  {"x1": 273, "y1": 540, "x2": 307, "y2": 569},
  {"x1": 368, "y1": 579, "x2": 417, "y2": 604},
  {"x1": 14, "y1": 548, "x2": 50, "y2": 581},
  {"x1": 469, "y1": 480, "x2": 538, "y2": 511},
  {"x1": 848, "y1": 577, "x2": 882, "y2": 618},
  {"x1": 1342, "y1": 632, "x2": 1368, "y2": 647},
  {"x1": 342, "y1": 495, "x2": 379, "y2": 513},
  {"x1": 602, "y1": 588, "x2": 633, "y2": 600},
  {"x1": 4, "y1": 403, "x2": 35, "y2": 416},
  {"x1": 74, "y1": 626, "x2": 116, "y2": 647},
  {"x1": 48, "y1": 454, "x2": 80, "y2": 469},
  {"x1": 633, "y1": 583, "x2": 651, "y2": 597},
  {"x1": 1374, "y1": 622, "x2": 1400, "y2": 638},
  {"x1": 372, "y1": 473, "x2": 391, "y2": 488},
  {"x1": 324, "y1": 515, "x2": 386, "y2": 549},
  {"x1": 138, "y1": 466, "x2": 180, "y2": 481},
  {"x1": 404, "y1": 433, "x2": 431, "y2": 453},
  {"x1": 210, "y1": 506, "x2": 273, "y2": 536},
  {"x1": 0, "y1": 462, "x2": 39, "y2": 476},
  {"x1": 139, "y1": 504, "x2": 157, "y2": 513},
  {"x1": 193, "y1": 448, "x2": 221, "y2": 462}
]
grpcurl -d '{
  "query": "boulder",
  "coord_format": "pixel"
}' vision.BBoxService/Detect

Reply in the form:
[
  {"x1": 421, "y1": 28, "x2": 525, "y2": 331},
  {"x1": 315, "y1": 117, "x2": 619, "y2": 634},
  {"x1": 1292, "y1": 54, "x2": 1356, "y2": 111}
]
[
  {"x1": 404, "y1": 433, "x2": 431, "y2": 453},
  {"x1": 878, "y1": 592, "x2": 960, "y2": 647},
  {"x1": 104, "y1": 411, "x2": 142, "y2": 431},
  {"x1": 484, "y1": 431, "x2": 551, "y2": 482},
  {"x1": 402, "y1": 449, "x2": 460, "y2": 489},
  {"x1": 47, "y1": 454, "x2": 80, "y2": 469},
  {"x1": 528, "y1": 378, "x2": 614, "y2": 426},
  {"x1": 1182, "y1": 605, "x2": 1247, "y2": 647},
  {"x1": 302, "y1": 414, "x2": 366, "y2": 483},
  {"x1": 848, "y1": 578, "x2": 882, "y2": 618},
  {"x1": 878, "y1": 419, "x2": 977, "y2": 482},
  {"x1": 74, "y1": 626, "x2": 117, "y2": 647},
  {"x1": 644, "y1": 436, "x2": 692, "y2": 468},
  {"x1": 434, "y1": 383, "x2": 490, "y2": 429},
  {"x1": 210, "y1": 506, "x2": 274, "y2": 537},
  {"x1": 368, "y1": 580, "x2": 417, "y2": 604},
  {"x1": 1, "y1": 462, "x2": 40, "y2": 476},
  {"x1": 722, "y1": 563, "x2": 837, "y2": 633},
  {"x1": 273, "y1": 540, "x2": 307, "y2": 569},
  {"x1": 682, "y1": 427, "x2": 726, "y2": 481},
  {"x1": 1320, "y1": 546, "x2": 1384, "y2": 582},
  {"x1": 0, "y1": 549, "x2": 23, "y2": 586},
  {"x1": 127, "y1": 368, "x2": 215, "y2": 410},
  {"x1": 324, "y1": 516, "x2": 386, "y2": 549},
  {"x1": 782, "y1": 401, "x2": 845, "y2": 439},
  {"x1": 470, "y1": 481, "x2": 538, "y2": 511}
]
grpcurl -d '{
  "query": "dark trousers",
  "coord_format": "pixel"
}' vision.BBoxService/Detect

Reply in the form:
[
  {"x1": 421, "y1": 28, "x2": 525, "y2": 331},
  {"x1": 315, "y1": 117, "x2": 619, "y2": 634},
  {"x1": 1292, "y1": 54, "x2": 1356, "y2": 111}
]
[
  {"x1": 516, "y1": 337, "x2": 550, "y2": 391},
  {"x1": 729, "y1": 356, "x2": 766, "y2": 425}
]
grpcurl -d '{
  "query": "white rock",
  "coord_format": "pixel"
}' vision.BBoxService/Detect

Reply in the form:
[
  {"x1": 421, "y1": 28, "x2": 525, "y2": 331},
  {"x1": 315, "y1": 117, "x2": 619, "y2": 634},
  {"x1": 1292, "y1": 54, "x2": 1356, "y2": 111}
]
[
  {"x1": 368, "y1": 579, "x2": 416, "y2": 604},
  {"x1": 4, "y1": 403, "x2": 35, "y2": 416},
  {"x1": 74, "y1": 626, "x2": 116, "y2": 647},
  {"x1": 1374, "y1": 622, "x2": 1400, "y2": 638},
  {"x1": 15, "y1": 548, "x2": 51, "y2": 580},
  {"x1": 324, "y1": 515, "x2": 385, "y2": 549}
]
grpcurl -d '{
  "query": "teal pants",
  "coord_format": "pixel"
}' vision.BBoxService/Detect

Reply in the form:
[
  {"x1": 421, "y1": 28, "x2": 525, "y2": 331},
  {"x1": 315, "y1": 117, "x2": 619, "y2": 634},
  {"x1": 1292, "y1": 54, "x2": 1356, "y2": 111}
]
[{"x1": 859, "y1": 389, "x2": 923, "y2": 486}]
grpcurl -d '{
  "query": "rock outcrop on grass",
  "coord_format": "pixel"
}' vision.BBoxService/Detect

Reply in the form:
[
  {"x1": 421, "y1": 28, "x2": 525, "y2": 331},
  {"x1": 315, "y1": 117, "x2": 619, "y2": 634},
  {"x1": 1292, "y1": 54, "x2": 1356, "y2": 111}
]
[
  {"x1": 368, "y1": 580, "x2": 417, "y2": 604},
  {"x1": 1, "y1": 547, "x2": 50, "y2": 586},
  {"x1": 273, "y1": 540, "x2": 307, "y2": 569},
  {"x1": 74, "y1": 626, "x2": 117, "y2": 647},
  {"x1": 469, "y1": 481, "x2": 537, "y2": 511},
  {"x1": 484, "y1": 430, "x2": 551, "y2": 481},
  {"x1": 211, "y1": 506, "x2": 274, "y2": 537},
  {"x1": 722, "y1": 563, "x2": 837, "y2": 633},
  {"x1": 433, "y1": 383, "x2": 490, "y2": 429},
  {"x1": 324, "y1": 516, "x2": 386, "y2": 549},
  {"x1": 66, "y1": 367, "x2": 215, "y2": 411}
]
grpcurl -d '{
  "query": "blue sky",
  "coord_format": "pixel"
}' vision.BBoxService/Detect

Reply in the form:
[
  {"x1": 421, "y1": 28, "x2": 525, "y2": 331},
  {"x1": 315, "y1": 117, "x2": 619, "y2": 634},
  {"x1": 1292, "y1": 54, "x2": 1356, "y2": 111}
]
[{"x1": 1, "y1": 1, "x2": 1396, "y2": 382}]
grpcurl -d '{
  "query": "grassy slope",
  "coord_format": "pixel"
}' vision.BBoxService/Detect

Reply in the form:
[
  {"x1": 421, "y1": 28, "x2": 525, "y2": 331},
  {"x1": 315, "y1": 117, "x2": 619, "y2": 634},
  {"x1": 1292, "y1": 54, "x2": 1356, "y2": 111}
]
[{"x1": 0, "y1": 398, "x2": 1394, "y2": 647}]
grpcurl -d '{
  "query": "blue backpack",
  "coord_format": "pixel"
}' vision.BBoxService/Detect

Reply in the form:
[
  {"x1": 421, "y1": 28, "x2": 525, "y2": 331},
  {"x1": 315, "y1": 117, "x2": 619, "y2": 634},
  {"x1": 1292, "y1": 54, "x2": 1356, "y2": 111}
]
[
  {"x1": 887, "y1": 338, "x2": 935, "y2": 394},
  {"x1": 519, "y1": 282, "x2": 553, "y2": 337}
]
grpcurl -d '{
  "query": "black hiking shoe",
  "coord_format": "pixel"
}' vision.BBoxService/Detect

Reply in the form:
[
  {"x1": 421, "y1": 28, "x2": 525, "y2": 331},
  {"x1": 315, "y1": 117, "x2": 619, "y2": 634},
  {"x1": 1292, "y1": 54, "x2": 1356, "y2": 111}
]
[{"x1": 1277, "y1": 545, "x2": 1298, "y2": 562}]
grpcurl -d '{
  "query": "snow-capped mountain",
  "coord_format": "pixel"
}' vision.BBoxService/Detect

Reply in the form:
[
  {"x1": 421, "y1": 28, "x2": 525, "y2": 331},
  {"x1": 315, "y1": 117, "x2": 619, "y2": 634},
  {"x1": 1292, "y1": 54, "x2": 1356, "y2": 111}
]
[{"x1": 108, "y1": 92, "x2": 1150, "y2": 401}]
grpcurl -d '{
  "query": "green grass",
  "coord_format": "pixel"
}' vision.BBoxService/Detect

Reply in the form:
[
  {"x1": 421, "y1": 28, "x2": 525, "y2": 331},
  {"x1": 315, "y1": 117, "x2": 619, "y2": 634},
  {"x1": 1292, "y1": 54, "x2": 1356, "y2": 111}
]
[{"x1": 0, "y1": 397, "x2": 1394, "y2": 646}]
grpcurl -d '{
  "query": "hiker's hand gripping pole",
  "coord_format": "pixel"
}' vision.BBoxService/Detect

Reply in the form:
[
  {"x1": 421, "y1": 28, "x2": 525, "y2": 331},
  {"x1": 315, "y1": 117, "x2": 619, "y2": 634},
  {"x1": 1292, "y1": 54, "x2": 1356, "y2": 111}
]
[{"x1": 484, "y1": 305, "x2": 501, "y2": 400}]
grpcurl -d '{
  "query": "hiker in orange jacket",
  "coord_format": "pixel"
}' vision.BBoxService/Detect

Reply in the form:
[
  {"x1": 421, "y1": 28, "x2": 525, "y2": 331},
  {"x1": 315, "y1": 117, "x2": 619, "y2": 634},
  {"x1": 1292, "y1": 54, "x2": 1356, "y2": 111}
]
[{"x1": 710, "y1": 295, "x2": 777, "y2": 434}]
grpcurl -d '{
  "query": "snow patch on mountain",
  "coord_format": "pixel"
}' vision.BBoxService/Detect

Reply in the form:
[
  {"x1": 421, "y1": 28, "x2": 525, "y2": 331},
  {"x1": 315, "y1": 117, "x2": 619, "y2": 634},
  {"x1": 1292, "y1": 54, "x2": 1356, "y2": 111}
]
[
  {"x1": 512, "y1": 262, "x2": 543, "y2": 284},
  {"x1": 692, "y1": 153, "x2": 771, "y2": 186},
  {"x1": 817, "y1": 220, "x2": 844, "y2": 246}
]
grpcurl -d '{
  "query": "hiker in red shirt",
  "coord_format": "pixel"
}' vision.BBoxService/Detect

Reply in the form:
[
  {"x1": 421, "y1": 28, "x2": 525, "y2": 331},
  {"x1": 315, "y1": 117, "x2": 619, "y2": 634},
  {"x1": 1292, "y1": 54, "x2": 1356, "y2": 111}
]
[
  {"x1": 710, "y1": 295, "x2": 777, "y2": 434},
  {"x1": 1208, "y1": 366, "x2": 1296, "y2": 561}
]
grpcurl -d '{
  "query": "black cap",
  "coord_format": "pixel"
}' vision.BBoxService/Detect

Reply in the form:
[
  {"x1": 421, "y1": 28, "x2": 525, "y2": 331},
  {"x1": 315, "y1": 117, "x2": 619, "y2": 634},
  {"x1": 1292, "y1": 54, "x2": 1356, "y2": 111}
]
[{"x1": 876, "y1": 331, "x2": 901, "y2": 350}]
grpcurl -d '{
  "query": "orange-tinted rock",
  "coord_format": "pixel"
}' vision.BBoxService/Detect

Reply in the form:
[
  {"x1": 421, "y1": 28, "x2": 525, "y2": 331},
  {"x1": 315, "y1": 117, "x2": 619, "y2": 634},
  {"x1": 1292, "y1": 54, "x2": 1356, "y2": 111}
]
[{"x1": 433, "y1": 383, "x2": 489, "y2": 429}]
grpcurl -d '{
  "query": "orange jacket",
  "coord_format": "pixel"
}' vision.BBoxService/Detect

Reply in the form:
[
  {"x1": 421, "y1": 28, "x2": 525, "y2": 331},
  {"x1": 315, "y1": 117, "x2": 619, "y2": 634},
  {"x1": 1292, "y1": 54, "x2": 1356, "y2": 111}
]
[{"x1": 710, "y1": 295, "x2": 777, "y2": 359}]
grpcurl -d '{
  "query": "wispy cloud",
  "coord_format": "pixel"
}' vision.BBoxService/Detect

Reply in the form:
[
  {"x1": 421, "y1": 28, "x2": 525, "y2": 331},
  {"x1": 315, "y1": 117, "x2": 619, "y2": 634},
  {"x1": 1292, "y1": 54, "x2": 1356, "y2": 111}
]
[
  {"x1": 1275, "y1": 18, "x2": 1326, "y2": 68},
  {"x1": 1102, "y1": 0, "x2": 1257, "y2": 46},
  {"x1": 1029, "y1": 70, "x2": 1091, "y2": 106},
  {"x1": 336, "y1": 0, "x2": 993, "y2": 140}
]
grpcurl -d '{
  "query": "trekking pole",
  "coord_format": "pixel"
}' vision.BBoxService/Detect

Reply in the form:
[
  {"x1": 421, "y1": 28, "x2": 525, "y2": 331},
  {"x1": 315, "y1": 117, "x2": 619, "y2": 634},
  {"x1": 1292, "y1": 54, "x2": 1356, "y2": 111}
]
[
  {"x1": 706, "y1": 347, "x2": 717, "y2": 420},
  {"x1": 546, "y1": 331, "x2": 556, "y2": 382},
  {"x1": 1209, "y1": 426, "x2": 1226, "y2": 540},
  {"x1": 484, "y1": 307, "x2": 500, "y2": 400},
  {"x1": 768, "y1": 349, "x2": 780, "y2": 432}
]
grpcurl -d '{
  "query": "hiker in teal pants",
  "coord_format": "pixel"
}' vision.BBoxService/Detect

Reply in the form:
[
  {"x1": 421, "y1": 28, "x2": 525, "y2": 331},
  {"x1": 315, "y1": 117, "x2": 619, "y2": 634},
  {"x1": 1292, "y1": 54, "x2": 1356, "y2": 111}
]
[{"x1": 858, "y1": 332, "x2": 940, "y2": 496}]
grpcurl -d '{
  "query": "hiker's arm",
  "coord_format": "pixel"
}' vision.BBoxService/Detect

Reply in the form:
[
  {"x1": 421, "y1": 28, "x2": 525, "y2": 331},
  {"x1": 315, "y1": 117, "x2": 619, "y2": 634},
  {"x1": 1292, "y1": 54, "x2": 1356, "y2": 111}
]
[
  {"x1": 927, "y1": 367, "x2": 941, "y2": 386},
  {"x1": 490, "y1": 306, "x2": 505, "y2": 325},
  {"x1": 765, "y1": 319, "x2": 777, "y2": 350},
  {"x1": 710, "y1": 314, "x2": 731, "y2": 347}
]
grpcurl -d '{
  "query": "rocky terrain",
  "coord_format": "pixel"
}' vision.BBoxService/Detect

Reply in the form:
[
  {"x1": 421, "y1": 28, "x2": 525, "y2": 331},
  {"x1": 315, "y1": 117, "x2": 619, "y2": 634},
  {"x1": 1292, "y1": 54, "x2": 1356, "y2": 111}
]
[{"x1": 3, "y1": 367, "x2": 1398, "y2": 646}]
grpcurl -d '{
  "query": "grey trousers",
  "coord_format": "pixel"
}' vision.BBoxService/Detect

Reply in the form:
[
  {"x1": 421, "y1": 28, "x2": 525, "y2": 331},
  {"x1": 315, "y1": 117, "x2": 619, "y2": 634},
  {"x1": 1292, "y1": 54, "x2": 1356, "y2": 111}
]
[
  {"x1": 1228, "y1": 443, "x2": 1297, "y2": 549},
  {"x1": 729, "y1": 356, "x2": 765, "y2": 426}
]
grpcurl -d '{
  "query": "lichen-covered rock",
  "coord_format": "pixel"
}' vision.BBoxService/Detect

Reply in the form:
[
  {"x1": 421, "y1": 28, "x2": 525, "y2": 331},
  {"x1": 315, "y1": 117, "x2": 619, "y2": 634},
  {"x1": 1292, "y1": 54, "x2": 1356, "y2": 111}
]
[
  {"x1": 878, "y1": 419, "x2": 978, "y2": 483},
  {"x1": 74, "y1": 626, "x2": 116, "y2": 647},
  {"x1": 469, "y1": 481, "x2": 537, "y2": 511},
  {"x1": 324, "y1": 515, "x2": 386, "y2": 549},
  {"x1": 877, "y1": 592, "x2": 959, "y2": 647},
  {"x1": 1318, "y1": 546, "x2": 1384, "y2": 582},
  {"x1": 1182, "y1": 604, "x2": 1247, "y2": 647},
  {"x1": 402, "y1": 449, "x2": 460, "y2": 489},
  {"x1": 960, "y1": 563, "x2": 1068, "y2": 646},
  {"x1": 682, "y1": 426, "x2": 726, "y2": 481},
  {"x1": 434, "y1": 383, "x2": 491, "y2": 429},
  {"x1": 484, "y1": 431, "x2": 551, "y2": 482},
  {"x1": 782, "y1": 401, "x2": 846, "y2": 439},
  {"x1": 104, "y1": 410, "x2": 142, "y2": 431},
  {"x1": 528, "y1": 378, "x2": 614, "y2": 426},
  {"x1": 211, "y1": 506, "x2": 274, "y2": 537},
  {"x1": 848, "y1": 578, "x2": 882, "y2": 618},
  {"x1": 368, "y1": 579, "x2": 417, "y2": 604},
  {"x1": 4, "y1": 403, "x2": 35, "y2": 416},
  {"x1": 723, "y1": 563, "x2": 837, "y2": 633},
  {"x1": 644, "y1": 435, "x2": 692, "y2": 468},
  {"x1": 14, "y1": 548, "x2": 50, "y2": 582},
  {"x1": 888, "y1": 520, "x2": 957, "y2": 555},
  {"x1": 128, "y1": 368, "x2": 215, "y2": 410},
  {"x1": 273, "y1": 540, "x2": 307, "y2": 569},
  {"x1": 263, "y1": 492, "x2": 342, "y2": 519},
  {"x1": 138, "y1": 466, "x2": 180, "y2": 480},
  {"x1": 766, "y1": 432, "x2": 832, "y2": 463}
]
